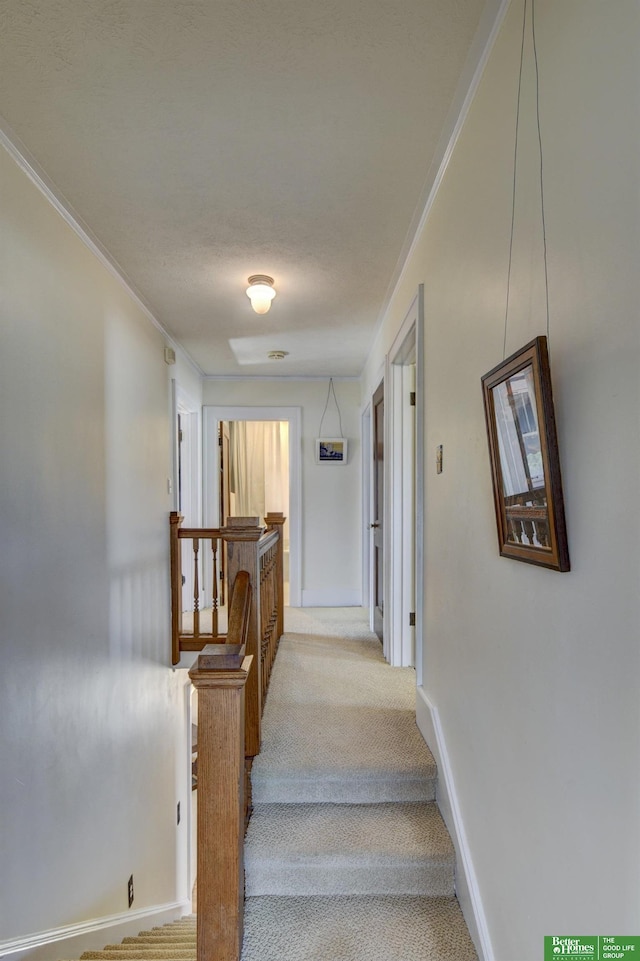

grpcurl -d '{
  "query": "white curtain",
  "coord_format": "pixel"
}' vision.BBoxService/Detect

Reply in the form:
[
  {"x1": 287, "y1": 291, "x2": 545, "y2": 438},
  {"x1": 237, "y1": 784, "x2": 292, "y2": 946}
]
[{"x1": 228, "y1": 421, "x2": 289, "y2": 549}]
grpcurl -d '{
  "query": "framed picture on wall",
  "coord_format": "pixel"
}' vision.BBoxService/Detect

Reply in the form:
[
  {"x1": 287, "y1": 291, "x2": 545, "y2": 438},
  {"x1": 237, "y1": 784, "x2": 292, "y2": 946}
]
[
  {"x1": 481, "y1": 335, "x2": 570, "y2": 572},
  {"x1": 315, "y1": 438, "x2": 348, "y2": 465}
]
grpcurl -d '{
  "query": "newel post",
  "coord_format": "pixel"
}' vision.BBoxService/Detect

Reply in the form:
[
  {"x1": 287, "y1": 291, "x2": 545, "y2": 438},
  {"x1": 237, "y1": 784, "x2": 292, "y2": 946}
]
[
  {"x1": 264, "y1": 512, "x2": 286, "y2": 642},
  {"x1": 170, "y1": 511, "x2": 183, "y2": 666},
  {"x1": 222, "y1": 517, "x2": 263, "y2": 758},
  {"x1": 189, "y1": 647, "x2": 253, "y2": 961}
]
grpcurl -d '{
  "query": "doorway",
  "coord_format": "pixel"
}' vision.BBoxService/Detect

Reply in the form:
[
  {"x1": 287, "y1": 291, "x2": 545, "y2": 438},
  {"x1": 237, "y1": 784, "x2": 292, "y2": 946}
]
[
  {"x1": 220, "y1": 420, "x2": 290, "y2": 603},
  {"x1": 372, "y1": 381, "x2": 384, "y2": 643},
  {"x1": 386, "y1": 286, "x2": 424, "y2": 671},
  {"x1": 171, "y1": 382, "x2": 202, "y2": 614},
  {"x1": 365, "y1": 287, "x2": 424, "y2": 669},
  {"x1": 203, "y1": 405, "x2": 302, "y2": 607}
]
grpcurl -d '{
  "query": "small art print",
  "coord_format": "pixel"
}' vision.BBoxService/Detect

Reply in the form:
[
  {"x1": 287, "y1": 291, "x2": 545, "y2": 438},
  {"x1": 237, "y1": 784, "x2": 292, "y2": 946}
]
[
  {"x1": 481, "y1": 336, "x2": 570, "y2": 572},
  {"x1": 316, "y1": 438, "x2": 348, "y2": 465}
]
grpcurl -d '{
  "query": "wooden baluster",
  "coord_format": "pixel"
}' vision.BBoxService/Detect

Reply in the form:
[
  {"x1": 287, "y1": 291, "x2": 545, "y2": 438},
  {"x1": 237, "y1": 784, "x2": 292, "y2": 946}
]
[
  {"x1": 537, "y1": 518, "x2": 550, "y2": 548},
  {"x1": 211, "y1": 538, "x2": 219, "y2": 638},
  {"x1": 507, "y1": 516, "x2": 520, "y2": 543},
  {"x1": 265, "y1": 549, "x2": 274, "y2": 690},
  {"x1": 193, "y1": 538, "x2": 200, "y2": 639},
  {"x1": 170, "y1": 512, "x2": 183, "y2": 665},
  {"x1": 264, "y1": 512, "x2": 285, "y2": 643},
  {"x1": 261, "y1": 554, "x2": 267, "y2": 698}
]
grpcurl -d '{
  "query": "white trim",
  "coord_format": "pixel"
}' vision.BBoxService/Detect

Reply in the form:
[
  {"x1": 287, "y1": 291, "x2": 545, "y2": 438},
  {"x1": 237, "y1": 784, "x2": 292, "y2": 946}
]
[
  {"x1": 414, "y1": 285, "x2": 425, "y2": 688},
  {"x1": 0, "y1": 900, "x2": 190, "y2": 958},
  {"x1": 416, "y1": 687, "x2": 495, "y2": 961},
  {"x1": 360, "y1": 403, "x2": 372, "y2": 611},
  {"x1": 185, "y1": 683, "x2": 195, "y2": 901},
  {"x1": 0, "y1": 123, "x2": 203, "y2": 381},
  {"x1": 203, "y1": 405, "x2": 302, "y2": 607},
  {"x1": 171, "y1": 379, "x2": 180, "y2": 514},
  {"x1": 400, "y1": 363, "x2": 416, "y2": 667},
  {"x1": 301, "y1": 589, "x2": 361, "y2": 607},
  {"x1": 385, "y1": 289, "x2": 424, "y2": 669},
  {"x1": 364, "y1": 0, "x2": 510, "y2": 376},
  {"x1": 367, "y1": 365, "x2": 386, "y2": 638},
  {"x1": 203, "y1": 374, "x2": 360, "y2": 383},
  {"x1": 176, "y1": 398, "x2": 202, "y2": 527},
  {"x1": 387, "y1": 352, "x2": 403, "y2": 665}
]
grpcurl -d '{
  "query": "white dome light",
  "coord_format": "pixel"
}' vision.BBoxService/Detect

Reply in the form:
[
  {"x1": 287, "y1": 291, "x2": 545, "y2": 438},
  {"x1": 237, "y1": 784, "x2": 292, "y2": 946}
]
[{"x1": 246, "y1": 275, "x2": 276, "y2": 314}]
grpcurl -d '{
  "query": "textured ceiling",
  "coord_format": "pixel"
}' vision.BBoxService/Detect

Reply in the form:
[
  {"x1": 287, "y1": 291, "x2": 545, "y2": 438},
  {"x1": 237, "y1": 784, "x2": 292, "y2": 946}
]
[{"x1": 0, "y1": 0, "x2": 489, "y2": 377}]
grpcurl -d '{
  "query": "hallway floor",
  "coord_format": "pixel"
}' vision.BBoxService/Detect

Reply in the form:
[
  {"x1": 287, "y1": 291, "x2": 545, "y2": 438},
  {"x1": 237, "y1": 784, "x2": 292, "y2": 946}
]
[{"x1": 241, "y1": 606, "x2": 478, "y2": 961}]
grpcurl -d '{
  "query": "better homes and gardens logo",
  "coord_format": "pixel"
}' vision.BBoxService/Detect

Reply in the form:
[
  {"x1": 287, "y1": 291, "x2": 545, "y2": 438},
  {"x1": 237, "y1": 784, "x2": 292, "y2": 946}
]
[{"x1": 544, "y1": 937, "x2": 640, "y2": 960}]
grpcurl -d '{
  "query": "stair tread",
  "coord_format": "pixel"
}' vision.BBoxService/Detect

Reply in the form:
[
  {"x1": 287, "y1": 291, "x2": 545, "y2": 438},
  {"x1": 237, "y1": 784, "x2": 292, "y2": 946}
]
[
  {"x1": 246, "y1": 801, "x2": 454, "y2": 861},
  {"x1": 253, "y1": 631, "x2": 437, "y2": 805},
  {"x1": 245, "y1": 801, "x2": 455, "y2": 896},
  {"x1": 242, "y1": 895, "x2": 478, "y2": 961},
  {"x1": 80, "y1": 943, "x2": 196, "y2": 961}
]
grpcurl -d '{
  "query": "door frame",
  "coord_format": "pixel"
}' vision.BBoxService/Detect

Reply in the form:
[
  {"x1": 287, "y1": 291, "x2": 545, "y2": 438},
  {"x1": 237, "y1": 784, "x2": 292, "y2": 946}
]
[
  {"x1": 367, "y1": 287, "x2": 424, "y2": 670},
  {"x1": 372, "y1": 380, "x2": 385, "y2": 646},
  {"x1": 361, "y1": 402, "x2": 372, "y2": 611},
  {"x1": 172, "y1": 382, "x2": 203, "y2": 612},
  {"x1": 171, "y1": 381, "x2": 202, "y2": 522},
  {"x1": 203, "y1": 405, "x2": 302, "y2": 607}
]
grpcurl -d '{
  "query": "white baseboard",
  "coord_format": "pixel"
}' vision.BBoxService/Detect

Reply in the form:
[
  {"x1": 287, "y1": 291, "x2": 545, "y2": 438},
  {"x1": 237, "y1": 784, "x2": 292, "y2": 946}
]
[
  {"x1": 0, "y1": 899, "x2": 191, "y2": 961},
  {"x1": 416, "y1": 686, "x2": 494, "y2": 961},
  {"x1": 301, "y1": 589, "x2": 361, "y2": 607}
]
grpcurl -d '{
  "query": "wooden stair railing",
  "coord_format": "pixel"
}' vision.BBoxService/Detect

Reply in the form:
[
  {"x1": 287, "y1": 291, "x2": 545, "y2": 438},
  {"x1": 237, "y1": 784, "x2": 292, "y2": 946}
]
[
  {"x1": 179, "y1": 517, "x2": 285, "y2": 961},
  {"x1": 170, "y1": 513, "x2": 224, "y2": 663},
  {"x1": 171, "y1": 511, "x2": 286, "y2": 754},
  {"x1": 189, "y1": 569, "x2": 253, "y2": 961}
]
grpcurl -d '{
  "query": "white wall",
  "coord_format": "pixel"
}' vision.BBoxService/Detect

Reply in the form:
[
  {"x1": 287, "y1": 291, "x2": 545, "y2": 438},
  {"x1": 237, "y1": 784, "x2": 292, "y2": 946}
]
[
  {"x1": 203, "y1": 378, "x2": 361, "y2": 606},
  {"x1": 0, "y1": 147, "x2": 197, "y2": 957},
  {"x1": 363, "y1": 2, "x2": 640, "y2": 958}
]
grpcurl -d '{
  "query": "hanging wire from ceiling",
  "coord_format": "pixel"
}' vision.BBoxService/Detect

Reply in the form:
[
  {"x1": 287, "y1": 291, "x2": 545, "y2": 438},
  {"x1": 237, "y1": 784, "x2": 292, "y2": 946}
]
[
  {"x1": 318, "y1": 378, "x2": 344, "y2": 438},
  {"x1": 502, "y1": 0, "x2": 551, "y2": 360},
  {"x1": 532, "y1": 0, "x2": 551, "y2": 349}
]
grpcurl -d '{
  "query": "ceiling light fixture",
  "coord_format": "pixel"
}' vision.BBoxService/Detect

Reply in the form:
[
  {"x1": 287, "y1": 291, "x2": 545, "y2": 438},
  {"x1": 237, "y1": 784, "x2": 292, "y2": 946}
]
[{"x1": 246, "y1": 274, "x2": 276, "y2": 314}]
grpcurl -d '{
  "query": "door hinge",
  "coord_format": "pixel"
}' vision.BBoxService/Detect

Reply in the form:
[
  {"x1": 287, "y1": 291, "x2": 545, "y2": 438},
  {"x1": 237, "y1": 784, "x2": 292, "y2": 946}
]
[
  {"x1": 409, "y1": 612, "x2": 416, "y2": 627},
  {"x1": 409, "y1": 392, "x2": 416, "y2": 407},
  {"x1": 178, "y1": 429, "x2": 183, "y2": 443},
  {"x1": 218, "y1": 434, "x2": 223, "y2": 446}
]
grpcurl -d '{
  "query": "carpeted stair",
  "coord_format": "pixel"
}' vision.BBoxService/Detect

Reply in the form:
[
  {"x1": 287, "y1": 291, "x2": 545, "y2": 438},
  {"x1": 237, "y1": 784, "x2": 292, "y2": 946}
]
[
  {"x1": 71, "y1": 918, "x2": 196, "y2": 961},
  {"x1": 241, "y1": 607, "x2": 478, "y2": 960},
  {"x1": 75, "y1": 609, "x2": 478, "y2": 961}
]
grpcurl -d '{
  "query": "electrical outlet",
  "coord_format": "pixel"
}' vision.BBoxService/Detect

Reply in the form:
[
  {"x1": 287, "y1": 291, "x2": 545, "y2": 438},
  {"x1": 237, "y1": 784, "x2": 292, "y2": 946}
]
[
  {"x1": 128, "y1": 875, "x2": 134, "y2": 908},
  {"x1": 177, "y1": 801, "x2": 181, "y2": 825}
]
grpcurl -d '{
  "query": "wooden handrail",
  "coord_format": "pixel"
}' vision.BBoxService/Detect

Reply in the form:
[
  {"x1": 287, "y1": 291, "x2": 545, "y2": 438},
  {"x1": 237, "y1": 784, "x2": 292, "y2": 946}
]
[
  {"x1": 227, "y1": 570, "x2": 252, "y2": 648},
  {"x1": 170, "y1": 511, "x2": 286, "y2": 755},
  {"x1": 181, "y1": 520, "x2": 285, "y2": 961}
]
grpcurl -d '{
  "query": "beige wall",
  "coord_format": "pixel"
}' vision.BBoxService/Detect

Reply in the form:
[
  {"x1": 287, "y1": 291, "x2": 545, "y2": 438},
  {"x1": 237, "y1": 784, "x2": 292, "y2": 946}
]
[
  {"x1": 362, "y1": 2, "x2": 640, "y2": 958},
  {"x1": 202, "y1": 378, "x2": 362, "y2": 606},
  {"x1": 0, "y1": 148, "x2": 195, "y2": 955}
]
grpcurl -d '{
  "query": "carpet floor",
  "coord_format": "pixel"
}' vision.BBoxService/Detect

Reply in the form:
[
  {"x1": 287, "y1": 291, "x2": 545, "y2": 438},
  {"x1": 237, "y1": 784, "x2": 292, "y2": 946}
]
[
  {"x1": 242, "y1": 606, "x2": 478, "y2": 960},
  {"x1": 75, "y1": 608, "x2": 478, "y2": 961}
]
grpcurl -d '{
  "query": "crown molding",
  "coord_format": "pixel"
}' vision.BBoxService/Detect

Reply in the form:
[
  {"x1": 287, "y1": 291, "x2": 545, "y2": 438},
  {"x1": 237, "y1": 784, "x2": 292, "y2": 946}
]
[
  {"x1": 0, "y1": 119, "x2": 204, "y2": 380},
  {"x1": 366, "y1": 0, "x2": 511, "y2": 371},
  {"x1": 203, "y1": 373, "x2": 360, "y2": 382}
]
